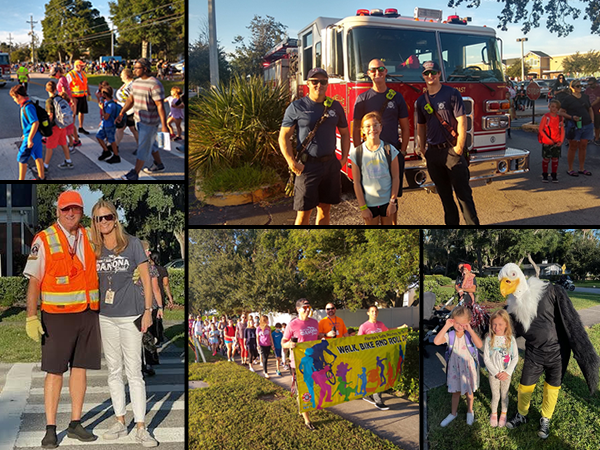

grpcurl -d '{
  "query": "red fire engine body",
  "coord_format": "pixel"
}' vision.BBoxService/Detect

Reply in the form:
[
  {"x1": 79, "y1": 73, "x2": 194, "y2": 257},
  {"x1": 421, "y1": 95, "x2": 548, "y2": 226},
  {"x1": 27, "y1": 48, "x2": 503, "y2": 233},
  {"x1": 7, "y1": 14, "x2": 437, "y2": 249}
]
[
  {"x1": 0, "y1": 53, "x2": 11, "y2": 88},
  {"x1": 268, "y1": 8, "x2": 530, "y2": 192}
]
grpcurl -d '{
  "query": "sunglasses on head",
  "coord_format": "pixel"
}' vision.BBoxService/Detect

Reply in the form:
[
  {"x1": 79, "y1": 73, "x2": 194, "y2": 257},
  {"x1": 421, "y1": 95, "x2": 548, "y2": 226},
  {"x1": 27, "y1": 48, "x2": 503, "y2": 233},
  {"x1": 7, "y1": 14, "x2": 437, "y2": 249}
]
[
  {"x1": 423, "y1": 70, "x2": 439, "y2": 76},
  {"x1": 368, "y1": 66, "x2": 386, "y2": 73},
  {"x1": 94, "y1": 214, "x2": 115, "y2": 223},
  {"x1": 308, "y1": 79, "x2": 328, "y2": 86},
  {"x1": 60, "y1": 206, "x2": 83, "y2": 213}
]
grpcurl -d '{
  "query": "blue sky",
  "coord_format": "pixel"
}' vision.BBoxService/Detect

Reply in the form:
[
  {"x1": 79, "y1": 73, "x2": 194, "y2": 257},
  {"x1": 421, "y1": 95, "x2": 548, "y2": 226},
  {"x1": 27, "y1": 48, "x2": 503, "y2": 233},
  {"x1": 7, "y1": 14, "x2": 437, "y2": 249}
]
[{"x1": 190, "y1": 0, "x2": 600, "y2": 59}]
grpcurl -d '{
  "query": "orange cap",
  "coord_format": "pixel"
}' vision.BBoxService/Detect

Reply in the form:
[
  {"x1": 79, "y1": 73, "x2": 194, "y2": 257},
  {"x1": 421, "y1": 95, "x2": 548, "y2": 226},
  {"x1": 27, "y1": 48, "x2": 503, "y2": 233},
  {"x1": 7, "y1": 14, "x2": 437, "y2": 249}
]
[
  {"x1": 58, "y1": 191, "x2": 84, "y2": 209},
  {"x1": 75, "y1": 60, "x2": 85, "y2": 67}
]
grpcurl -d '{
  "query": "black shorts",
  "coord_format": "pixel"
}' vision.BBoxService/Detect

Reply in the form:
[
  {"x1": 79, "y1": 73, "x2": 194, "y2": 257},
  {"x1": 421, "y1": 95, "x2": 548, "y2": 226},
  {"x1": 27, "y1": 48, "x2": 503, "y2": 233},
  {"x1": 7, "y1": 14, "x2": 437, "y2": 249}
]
[
  {"x1": 293, "y1": 157, "x2": 341, "y2": 211},
  {"x1": 41, "y1": 309, "x2": 101, "y2": 373},
  {"x1": 126, "y1": 114, "x2": 135, "y2": 128},
  {"x1": 368, "y1": 203, "x2": 389, "y2": 218},
  {"x1": 73, "y1": 96, "x2": 89, "y2": 115},
  {"x1": 520, "y1": 345, "x2": 570, "y2": 387}
]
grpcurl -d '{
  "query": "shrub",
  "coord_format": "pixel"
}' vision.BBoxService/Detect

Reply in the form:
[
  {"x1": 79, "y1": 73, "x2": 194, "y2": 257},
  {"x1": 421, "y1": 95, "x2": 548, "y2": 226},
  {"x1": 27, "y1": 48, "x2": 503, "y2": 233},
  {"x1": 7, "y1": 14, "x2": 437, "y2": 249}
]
[
  {"x1": 167, "y1": 268, "x2": 184, "y2": 306},
  {"x1": 394, "y1": 329, "x2": 419, "y2": 402},
  {"x1": 0, "y1": 277, "x2": 28, "y2": 307},
  {"x1": 424, "y1": 275, "x2": 455, "y2": 305},
  {"x1": 199, "y1": 164, "x2": 281, "y2": 195},
  {"x1": 189, "y1": 76, "x2": 290, "y2": 177},
  {"x1": 476, "y1": 277, "x2": 504, "y2": 303}
]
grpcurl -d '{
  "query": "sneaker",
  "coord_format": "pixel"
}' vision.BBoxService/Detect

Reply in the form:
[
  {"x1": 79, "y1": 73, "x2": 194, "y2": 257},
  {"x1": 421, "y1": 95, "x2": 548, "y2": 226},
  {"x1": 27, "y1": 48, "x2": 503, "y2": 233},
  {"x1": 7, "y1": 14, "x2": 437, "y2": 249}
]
[
  {"x1": 538, "y1": 417, "x2": 550, "y2": 439},
  {"x1": 67, "y1": 422, "x2": 97, "y2": 442},
  {"x1": 362, "y1": 395, "x2": 376, "y2": 405},
  {"x1": 72, "y1": 140, "x2": 82, "y2": 147},
  {"x1": 143, "y1": 163, "x2": 165, "y2": 173},
  {"x1": 551, "y1": 173, "x2": 558, "y2": 183},
  {"x1": 490, "y1": 413, "x2": 498, "y2": 427},
  {"x1": 249, "y1": 366, "x2": 255, "y2": 372},
  {"x1": 506, "y1": 412, "x2": 527, "y2": 429},
  {"x1": 134, "y1": 427, "x2": 158, "y2": 448},
  {"x1": 41, "y1": 426, "x2": 58, "y2": 449},
  {"x1": 276, "y1": 370, "x2": 282, "y2": 376},
  {"x1": 79, "y1": 127, "x2": 90, "y2": 135},
  {"x1": 106, "y1": 154, "x2": 121, "y2": 164},
  {"x1": 58, "y1": 160, "x2": 74, "y2": 169},
  {"x1": 68, "y1": 145, "x2": 77, "y2": 154},
  {"x1": 375, "y1": 400, "x2": 390, "y2": 410},
  {"x1": 542, "y1": 173, "x2": 549, "y2": 183},
  {"x1": 264, "y1": 373, "x2": 270, "y2": 379},
  {"x1": 121, "y1": 169, "x2": 139, "y2": 180},
  {"x1": 440, "y1": 413, "x2": 457, "y2": 427},
  {"x1": 98, "y1": 150, "x2": 112, "y2": 161},
  {"x1": 466, "y1": 412, "x2": 474, "y2": 426},
  {"x1": 103, "y1": 420, "x2": 127, "y2": 440}
]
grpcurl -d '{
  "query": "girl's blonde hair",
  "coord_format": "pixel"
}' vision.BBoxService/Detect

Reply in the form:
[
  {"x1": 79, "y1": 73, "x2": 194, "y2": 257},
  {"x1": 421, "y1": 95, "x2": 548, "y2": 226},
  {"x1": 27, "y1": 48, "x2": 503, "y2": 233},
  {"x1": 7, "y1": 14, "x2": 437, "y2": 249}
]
[
  {"x1": 360, "y1": 111, "x2": 382, "y2": 141},
  {"x1": 489, "y1": 309, "x2": 513, "y2": 350},
  {"x1": 90, "y1": 199, "x2": 129, "y2": 257},
  {"x1": 260, "y1": 315, "x2": 269, "y2": 328},
  {"x1": 450, "y1": 305, "x2": 472, "y2": 321},
  {"x1": 171, "y1": 86, "x2": 182, "y2": 96}
]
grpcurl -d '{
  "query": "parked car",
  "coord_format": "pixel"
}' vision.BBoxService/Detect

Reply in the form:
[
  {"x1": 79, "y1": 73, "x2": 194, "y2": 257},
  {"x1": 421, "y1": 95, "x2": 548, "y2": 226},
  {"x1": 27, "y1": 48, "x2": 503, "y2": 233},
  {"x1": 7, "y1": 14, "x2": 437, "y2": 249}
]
[
  {"x1": 165, "y1": 258, "x2": 185, "y2": 269},
  {"x1": 536, "y1": 80, "x2": 550, "y2": 98}
]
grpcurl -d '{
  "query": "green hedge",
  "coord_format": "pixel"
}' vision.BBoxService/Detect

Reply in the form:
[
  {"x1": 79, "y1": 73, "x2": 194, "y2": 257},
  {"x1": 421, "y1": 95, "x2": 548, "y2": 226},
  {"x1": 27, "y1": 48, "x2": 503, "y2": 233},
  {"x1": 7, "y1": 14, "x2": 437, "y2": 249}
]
[
  {"x1": 424, "y1": 275, "x2": 455, "y2": 305},
  {"x1": 167, "y1": 268, "x2": 184, "y2": 305},
  {"x1": 0, "y1": 277, "x2": 28, "y2": 307},
  {"x1": 394, "y1": 329, "x2": 419, "y2": 402},
  {"x1": 475, "y1": 277, "x2": 504, "y2": 303}
]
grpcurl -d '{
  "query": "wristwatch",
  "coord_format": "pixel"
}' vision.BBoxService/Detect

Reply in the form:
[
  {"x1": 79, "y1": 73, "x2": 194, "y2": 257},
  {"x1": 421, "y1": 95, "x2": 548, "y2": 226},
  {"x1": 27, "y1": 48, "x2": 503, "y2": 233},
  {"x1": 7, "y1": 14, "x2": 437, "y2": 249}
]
[{"x1": 145, "y1": 307, "x2": 153, "y2": 311}]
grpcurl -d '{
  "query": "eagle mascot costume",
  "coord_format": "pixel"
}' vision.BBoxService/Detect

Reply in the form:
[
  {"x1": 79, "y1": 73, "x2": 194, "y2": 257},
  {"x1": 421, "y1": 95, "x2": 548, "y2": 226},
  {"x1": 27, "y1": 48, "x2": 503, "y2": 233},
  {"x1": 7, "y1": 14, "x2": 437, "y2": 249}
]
[{"x1": 498, "y1": 263, "x2": 600, "y2": 439}]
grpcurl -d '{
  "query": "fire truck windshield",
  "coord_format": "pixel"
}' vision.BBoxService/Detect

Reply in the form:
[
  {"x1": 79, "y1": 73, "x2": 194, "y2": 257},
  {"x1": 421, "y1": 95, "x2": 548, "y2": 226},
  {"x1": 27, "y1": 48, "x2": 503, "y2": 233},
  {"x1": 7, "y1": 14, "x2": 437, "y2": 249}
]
[
  {"x1": 347, "y1": 27, "x2": 503, "y2": 83},
  {"x1": 0, "y1": 54, "x2": 9, "y2": 65}
]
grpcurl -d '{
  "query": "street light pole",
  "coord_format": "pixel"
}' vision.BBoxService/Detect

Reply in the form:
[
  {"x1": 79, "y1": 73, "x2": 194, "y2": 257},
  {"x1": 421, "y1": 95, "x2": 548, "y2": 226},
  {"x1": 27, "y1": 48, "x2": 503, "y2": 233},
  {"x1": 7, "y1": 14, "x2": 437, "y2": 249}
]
[
  {"x1": 517, "y1": 37, "x2": 528, "y2": 81},
  {"x1": 208, "y1": 0, "x2": 220, "y2": 89}
]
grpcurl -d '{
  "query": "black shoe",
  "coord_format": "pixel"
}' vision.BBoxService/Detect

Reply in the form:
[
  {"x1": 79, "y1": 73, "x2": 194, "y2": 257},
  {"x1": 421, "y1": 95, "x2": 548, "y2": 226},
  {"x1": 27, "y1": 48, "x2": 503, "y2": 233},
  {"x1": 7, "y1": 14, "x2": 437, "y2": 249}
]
[
  {"x1": 105, "y1": 154, "x2": 121, "y2": 164},
  {"x1": 551, "y1": 173, "x2": 558, "y2": 183},
  {"x1": 538, "y1": 417, "x2": 550, "y2": 439},
  {"x1": 98, "y1": 150, "x2": 112, "y2": 161},
  {"x1": 79, "y1": 127, "x2": 90, "y2": 135},
  {"x1": 67, "y1": 422, "x2": 97, "y2": 442},
  {"x1": 542, "y1": 173, "x2": 549, "y2": 183},
  {"x1": 41, "y1": 426, "x2": 58, "y2": 449},
  {"x1": 506, "y1": 412, "x2": 527, "y2": 429},
  {"x1": 375, "y1": 401, "x2": 390, "y2": 410},
  {"x1": 362, "y1": 395, "x2": 376, "y2": 406},
  {"x1": 142, "y1": 364, "x2": 155, "y2": 377}
]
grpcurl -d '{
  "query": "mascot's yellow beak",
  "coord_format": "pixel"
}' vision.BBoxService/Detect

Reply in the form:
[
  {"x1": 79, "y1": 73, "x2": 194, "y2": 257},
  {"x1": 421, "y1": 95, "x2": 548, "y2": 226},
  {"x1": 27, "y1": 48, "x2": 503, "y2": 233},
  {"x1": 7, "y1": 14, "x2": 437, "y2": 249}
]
[{"x1": 500, "y1": 277, "x2": 519, "y2": 297}]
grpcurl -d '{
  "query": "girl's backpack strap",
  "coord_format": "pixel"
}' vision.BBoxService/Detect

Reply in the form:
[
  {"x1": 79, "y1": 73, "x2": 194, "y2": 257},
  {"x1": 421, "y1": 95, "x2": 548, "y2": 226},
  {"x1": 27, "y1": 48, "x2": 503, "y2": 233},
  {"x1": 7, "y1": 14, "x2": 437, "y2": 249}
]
[
  {"x1": 464, "y1": 331, "x2": 479, "y2": 365},
  {"x1": 444, "y1": 329, "x2": 456, "y2": 364}
]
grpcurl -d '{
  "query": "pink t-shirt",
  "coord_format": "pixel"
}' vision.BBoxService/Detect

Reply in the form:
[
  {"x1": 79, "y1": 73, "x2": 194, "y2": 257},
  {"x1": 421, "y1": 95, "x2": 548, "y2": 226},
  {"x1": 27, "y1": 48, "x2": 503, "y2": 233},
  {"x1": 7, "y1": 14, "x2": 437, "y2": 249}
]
[
  {"x1": 257, "y1": 326, "x2": 272, "y2": 347},
  {"x1": 358, "y1": 321, "x2": 389, "y2": 335},
  {"x1": 283, "y1": 317, "x2": 319, "y2": 368},
  {"x1": 57, "y1": 76, "x2": 71, "y2": 98}
]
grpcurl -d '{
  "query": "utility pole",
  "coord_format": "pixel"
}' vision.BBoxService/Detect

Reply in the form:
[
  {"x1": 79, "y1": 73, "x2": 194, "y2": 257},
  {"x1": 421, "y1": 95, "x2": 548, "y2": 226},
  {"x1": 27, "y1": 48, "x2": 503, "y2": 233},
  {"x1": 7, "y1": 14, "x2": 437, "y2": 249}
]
[
  {"x1": 208, "y1": 0, "x2": 219, "y2": 88},
  {"x1": 7, "y1": 33, "x2": 13, "y2": 54},
  {"x1": 26, "y1": 15, "x2": 37, "y2": 64},
  {"x1": 517, "y1": 37, "x2": 528, "y2": 81}
]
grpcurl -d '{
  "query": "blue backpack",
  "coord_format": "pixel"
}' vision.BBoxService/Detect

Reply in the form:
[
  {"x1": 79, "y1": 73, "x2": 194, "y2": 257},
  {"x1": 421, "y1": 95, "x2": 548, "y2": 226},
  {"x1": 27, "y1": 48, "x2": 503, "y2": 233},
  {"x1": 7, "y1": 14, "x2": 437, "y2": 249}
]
[{"x1": 444, "y1": 330, "x2": 479, "y2": 367}]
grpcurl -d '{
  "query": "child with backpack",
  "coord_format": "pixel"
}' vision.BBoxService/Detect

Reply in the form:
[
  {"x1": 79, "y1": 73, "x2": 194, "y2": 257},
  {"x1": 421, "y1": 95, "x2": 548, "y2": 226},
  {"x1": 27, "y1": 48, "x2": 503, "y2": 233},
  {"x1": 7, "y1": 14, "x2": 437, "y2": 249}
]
[
  {"x1": 9, "y1": 84, "x2": 45, "y2": 180},
  {"x1": 482, "y1": 310, "x2": 518, "y2": 428},
  {"x1": 538, "y1": 99, "x2": 565, "y2": 183},
  {"x1": 433, "y1": 306, "x2": 483, "y2": 427},
  {"x1": 349, "y1": 111, "x2": 400, "y2": 225},
  {"x1": 44, "y1": 80, "x2": 74, "y2": 171},
  {"x1": 164, "y1": 86, "x2": 185, "y2": 141},
  {"x1": 96, "y1": 86, "x2": 122, "y2": 164}
]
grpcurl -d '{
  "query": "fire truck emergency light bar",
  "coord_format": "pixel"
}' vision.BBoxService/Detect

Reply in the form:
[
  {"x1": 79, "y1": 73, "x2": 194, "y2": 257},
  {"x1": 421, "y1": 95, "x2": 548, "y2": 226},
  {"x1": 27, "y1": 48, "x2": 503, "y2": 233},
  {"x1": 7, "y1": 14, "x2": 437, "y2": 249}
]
[{"x1": 355, "y1": 8, "x2": 471, "y2": 24}]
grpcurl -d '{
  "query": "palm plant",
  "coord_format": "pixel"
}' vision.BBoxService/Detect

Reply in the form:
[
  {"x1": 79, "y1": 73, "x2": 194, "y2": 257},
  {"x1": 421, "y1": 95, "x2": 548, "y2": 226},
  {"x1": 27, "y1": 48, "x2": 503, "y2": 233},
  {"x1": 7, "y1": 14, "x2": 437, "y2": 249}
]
[{"x1": 189, "y1": 76, "x2": 290, "y2": 177}]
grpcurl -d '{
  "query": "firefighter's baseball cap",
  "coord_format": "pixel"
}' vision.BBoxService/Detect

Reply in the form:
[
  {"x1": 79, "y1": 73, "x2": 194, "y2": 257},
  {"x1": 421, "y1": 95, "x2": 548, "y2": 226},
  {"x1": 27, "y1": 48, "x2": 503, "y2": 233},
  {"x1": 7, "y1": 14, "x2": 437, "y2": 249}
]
[
  {"x1": 58, "y1": 191, "x2": 84, "y2": 209},
  {"x1": 307, "y1": 67, "x2": 328, "y2": 80},
  {"x1": 422, "y1": 61, "x2": 441, "y2": 73},
  {"x1": 75, "y1": 60, "x2": 85, "y2": 67}
]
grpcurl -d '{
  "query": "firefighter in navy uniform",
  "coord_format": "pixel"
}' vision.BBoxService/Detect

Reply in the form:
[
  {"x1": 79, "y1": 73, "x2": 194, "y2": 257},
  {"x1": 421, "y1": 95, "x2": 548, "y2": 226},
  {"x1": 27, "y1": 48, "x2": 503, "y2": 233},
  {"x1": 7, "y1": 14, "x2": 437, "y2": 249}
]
[{"x1": 416, "y1": 61, "x2": 479, "y2": 225}]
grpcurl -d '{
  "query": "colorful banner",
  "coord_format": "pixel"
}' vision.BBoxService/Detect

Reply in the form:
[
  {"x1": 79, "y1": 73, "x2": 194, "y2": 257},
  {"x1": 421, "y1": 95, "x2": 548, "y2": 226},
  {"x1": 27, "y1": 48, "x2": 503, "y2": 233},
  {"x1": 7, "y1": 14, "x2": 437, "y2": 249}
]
[{"x1": 293, "y1": 328, "x2": 409, "y2": 412}]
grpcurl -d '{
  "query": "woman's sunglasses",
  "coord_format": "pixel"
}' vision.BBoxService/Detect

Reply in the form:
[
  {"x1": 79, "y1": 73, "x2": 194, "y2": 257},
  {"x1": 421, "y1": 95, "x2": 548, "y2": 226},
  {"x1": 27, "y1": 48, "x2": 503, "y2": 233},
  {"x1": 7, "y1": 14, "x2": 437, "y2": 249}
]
[{"x1": 94, "y1": 214, "x2": 115, "y2": 222}]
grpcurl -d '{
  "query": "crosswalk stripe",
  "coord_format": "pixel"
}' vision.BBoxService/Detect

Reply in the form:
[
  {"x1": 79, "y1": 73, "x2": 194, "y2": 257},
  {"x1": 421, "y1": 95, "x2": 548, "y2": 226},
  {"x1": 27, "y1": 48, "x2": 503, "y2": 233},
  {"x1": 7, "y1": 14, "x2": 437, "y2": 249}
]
[
  {"x1": 31, "y1": 357, "x2": 184, "y2": 369},
  {"x1": 0, "y1": 363, "x2": 35, "y2": 449},
  {"x1": 15, "y1": 427, "x2": 184, "y2": 447},
  {"x1": 31, "y1": 368, "x2": 183, "y2": 378},
  {"x1": 23, "y1": 399, "x2": 184, "y2": 414},
  {"x1": 29, "y1": 384, "x2": 184, "y2": 395}
]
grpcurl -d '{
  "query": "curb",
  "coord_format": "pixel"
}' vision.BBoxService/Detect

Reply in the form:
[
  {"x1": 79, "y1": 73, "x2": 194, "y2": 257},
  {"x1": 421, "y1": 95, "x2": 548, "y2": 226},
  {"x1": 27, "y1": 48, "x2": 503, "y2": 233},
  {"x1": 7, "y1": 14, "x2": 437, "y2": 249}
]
[{"x1": 195, "y1": 182, "x2": 284, "y2": 207}]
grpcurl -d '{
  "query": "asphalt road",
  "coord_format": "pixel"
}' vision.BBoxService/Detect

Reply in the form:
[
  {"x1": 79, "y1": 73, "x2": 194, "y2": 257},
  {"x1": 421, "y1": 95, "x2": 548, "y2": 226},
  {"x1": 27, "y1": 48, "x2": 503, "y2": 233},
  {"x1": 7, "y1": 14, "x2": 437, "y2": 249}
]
[{"x1": 0, "y1": 73, "x2": 185, "y2": 180}]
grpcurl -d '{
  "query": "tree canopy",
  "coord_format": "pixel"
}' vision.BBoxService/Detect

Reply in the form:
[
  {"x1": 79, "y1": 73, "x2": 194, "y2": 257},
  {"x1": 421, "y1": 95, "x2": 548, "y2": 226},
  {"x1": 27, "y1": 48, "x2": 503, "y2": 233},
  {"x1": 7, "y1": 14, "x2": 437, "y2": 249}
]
[
  {"x1": 424, "y1": 229, "x2": 600, "y2": 280},
  {"x1": 189, "y1": 21, "x2": 231, "y2": 89},
  {"x1": 448, "y1": 0, "x2": 600, "y2": 36},
  {"x1": 229, "y1": 15, "x2": 288, "y2": 77},
  {"x1": 189, "y1": 229, "x2": 419, "y2": 316},
  {"x1": 41, "y1": 0, "x2": 110, "y2": 63},
  {"x1": 506, "y1": 59, "x2": 532, "y2": 79},
  {"x1": 562, "y1": 50, "x2": 600, "y2": 76}
]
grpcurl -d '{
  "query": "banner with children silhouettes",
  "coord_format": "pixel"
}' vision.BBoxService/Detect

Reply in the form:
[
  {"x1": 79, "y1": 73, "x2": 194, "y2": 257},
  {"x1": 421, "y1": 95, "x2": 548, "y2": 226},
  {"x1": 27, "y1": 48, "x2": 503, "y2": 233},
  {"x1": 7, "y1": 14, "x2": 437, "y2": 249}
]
[{"x1": 293, "y1": 328, "x2": 409, "y2": 412}]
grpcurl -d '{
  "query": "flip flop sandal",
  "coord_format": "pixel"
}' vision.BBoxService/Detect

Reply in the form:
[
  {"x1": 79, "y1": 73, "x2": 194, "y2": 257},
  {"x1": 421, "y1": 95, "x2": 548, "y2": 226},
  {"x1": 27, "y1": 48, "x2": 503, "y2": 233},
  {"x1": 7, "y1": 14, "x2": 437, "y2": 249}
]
[
  {"x1": 566, "y1": 170, "x2": 579, "y2": 177},
  {"x1": 304, "y1": 422, "x2": 316, "y2": 431},
  {"x1": 578, "y1": 170, "x2": 592, "y2": 176}
]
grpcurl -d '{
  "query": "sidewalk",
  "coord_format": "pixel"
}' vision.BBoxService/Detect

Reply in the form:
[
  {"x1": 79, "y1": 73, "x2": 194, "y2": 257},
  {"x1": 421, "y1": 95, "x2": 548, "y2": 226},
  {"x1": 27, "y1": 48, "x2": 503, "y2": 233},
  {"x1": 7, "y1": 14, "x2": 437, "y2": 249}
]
[
  {"x1": 0, "y1": 325, "x2": 184, "y2": 449},
  {"x1": 233, "y1": 350, "x2": 419, "y2": 450}
]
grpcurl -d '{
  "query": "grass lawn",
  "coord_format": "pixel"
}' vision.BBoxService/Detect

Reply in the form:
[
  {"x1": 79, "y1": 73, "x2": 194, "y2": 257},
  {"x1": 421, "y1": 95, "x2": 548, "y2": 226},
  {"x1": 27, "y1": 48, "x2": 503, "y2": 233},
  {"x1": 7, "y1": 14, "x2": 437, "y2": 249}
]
[
  {"x1": 427, "y1": 324, "x2": 600, "y2": 450},
  {"x1": 86, "y1": 75, "x2": 183, "y2": 94},
  {"x1": 189, "y1": 349, "x2": 406, "y2": 450},
  {"x1": 568, "y1": 292, "x2": 600, "y2": 310},
  {"x1": 573, "y1": 280, "x2": 600, "y2": 288},
  {"x1": 0, "y1": 306, "x2": 184, "y2": 362}
]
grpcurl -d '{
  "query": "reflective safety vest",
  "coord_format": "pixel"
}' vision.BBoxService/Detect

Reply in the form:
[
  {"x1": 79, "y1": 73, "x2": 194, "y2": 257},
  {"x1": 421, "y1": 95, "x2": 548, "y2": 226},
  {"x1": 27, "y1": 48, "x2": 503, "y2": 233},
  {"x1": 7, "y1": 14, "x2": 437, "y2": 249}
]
[
  {"x1": 17, "y1": 66, "x2": 29, "y2": 82},
  {"x1": 67, "y1": 69, "x2": 88, "y2": 97},
  {"x1": 38, "y1": 223, "x2": 99, "y2": 314}
]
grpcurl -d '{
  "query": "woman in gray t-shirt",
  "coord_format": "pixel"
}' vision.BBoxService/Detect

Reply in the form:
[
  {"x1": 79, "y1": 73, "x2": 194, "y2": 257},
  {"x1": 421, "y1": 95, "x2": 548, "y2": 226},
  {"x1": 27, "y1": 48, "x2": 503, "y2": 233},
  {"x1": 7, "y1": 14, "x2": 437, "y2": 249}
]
[{"x1": 90, "y1": 199, "x2": 158, "y2": 447}]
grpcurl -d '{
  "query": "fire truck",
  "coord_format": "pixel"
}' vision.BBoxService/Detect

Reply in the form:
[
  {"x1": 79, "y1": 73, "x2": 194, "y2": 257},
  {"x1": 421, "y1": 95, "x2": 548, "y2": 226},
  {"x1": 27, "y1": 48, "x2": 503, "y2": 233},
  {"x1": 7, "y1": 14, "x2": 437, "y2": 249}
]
[
  {"x1": 266, "y1": 7, "x2": 530, "y2": 192},
  {"x1": 0, "y1": 53, "x2": 11, "y2": 88}
]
